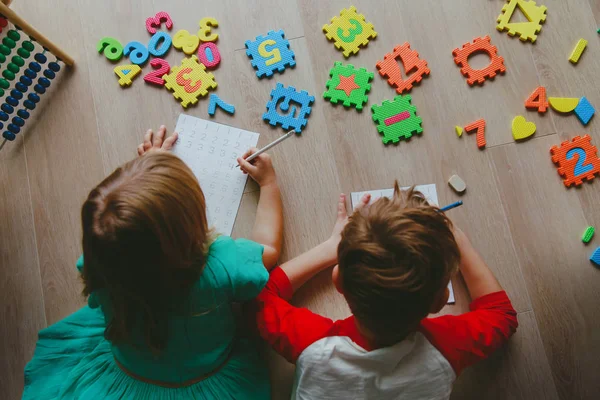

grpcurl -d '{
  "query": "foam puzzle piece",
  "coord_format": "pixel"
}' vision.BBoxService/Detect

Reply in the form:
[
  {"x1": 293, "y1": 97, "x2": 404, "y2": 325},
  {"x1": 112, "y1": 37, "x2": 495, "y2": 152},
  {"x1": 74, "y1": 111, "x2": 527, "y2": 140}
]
[
  {"x1": 455, "y1": 126, "x2": 463, "y2": 137},
  {"x1": 114, "y1": 64, "x2": 141, "y2": 87},
  {"x1": 97, "y1": 37, "x2": 123, "y2": 62},
  {"x1": 245, "y1": 30, "x2": 296, "y2": 78},
  {"x1": 525, "y1": 86, "x2": 548, "y2": 113},
  {"x1": 448, "y1": 174, "x2": 467, "y2": 193},
  {"x1": 376, "y1": 42, "x2": 430, "y2": 94},
  {"x1": 496, "y1": 0, "x2": 547, "y2": 43},
  {"x1": 323, "y1": 61, "x2": 373, "y2": 110},
  {"x1": 453, "y1": 36, "x2": 506, "y2": 86},
  {"x1": 582, "y1": 226, "x2": 595, "y2": 243},
  {"x1": 198, "y1": 17, "x2": 219, "y2": 42},
  {"x1": 464, "y1": 119, "x2": 486, "y2": 148},
  {"x1": 197, "y1": 42, "x2": 221, "y2": 69},
  {"x1": 163, "y1": 55, "x2": 217, "y2": 108},
  {"x1": 550, "y1": 135, "x2": 600, "y2": 187},
  {"x1": 208, "y1": 93, "x2": 235, "y2": 116},
  {"x1": 173, "y1": 30, "x2": 200, "y2": 55},
  {"x1": 591, "y1": 247, "x2": 600, "y2": 266},
  {"x1": 148, "y1": 31, "x2": 172, "y2": 57},
  {"x1": 512, "y1": 116, "x2": 536, "y2": 141},
  {"x1": 263, "y1": 83, "x2": 315, "y2": 133},
  {"x1": 322, "y1": 6, "x2": 377, "y2": 58},
  {"x1": 574, "y1": 97, "x2": 595, "y2": 125},
  {"x1": 569, "y1": 39, "x2": 588, "y2": 64},
  {"x1": 371, "y1": 95, "x2": 422, "y2": 144},
  {"x1": 145, "y1": 11, "x2": 173, "y2": 34},
  {"x1": 123, "y1": 41, "x2": 149, "y2": 65},
  {"x1": 549, "y1": 97, "x2": 579, "y2": 113}
]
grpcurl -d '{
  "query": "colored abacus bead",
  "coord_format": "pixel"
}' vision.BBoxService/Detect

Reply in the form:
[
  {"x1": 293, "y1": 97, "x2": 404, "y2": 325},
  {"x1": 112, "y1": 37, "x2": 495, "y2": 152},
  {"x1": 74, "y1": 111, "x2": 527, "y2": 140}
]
[
  {"x1": 10, "y1": 89, "x2": 22, "y2": 99},
  {"x1": 0, "y1": 53, "x2": 5, "y2": 63},
  {"x1": 6, "y1": 97, "x2": 18, "y2": 106},
  {"x1": 12, "y1": 117, "x2": 24, "y2": 127},
  {"x1": 2, "y1": 70, "x2": 14, "y2": 80},
  {"x1": 22, "y1": 41, "x2": 34, "y2": 52},
  {"x1": 38, "y1": 77, "x2": 50, "y2": 88},
  {"x1": 0, "y1": 88, "x2": 3, "y2": 96},
  {"x1": 0, "y1": 45, "x2": 11, "y2": 55},
  {"x1": 7, "y1": 30, "x2": 20, "y2": 41},
  {"x1": 43, "y1": 69, "x2": 55, "y2": 79},
  {"x1": 17, "y1": 48, "x2": 29, "y2": 58},
  {"x1": 2, "y1": 37, "x2": 15, "y2": 49},
  {"x1": 7, "y1": 63, "x2": 19, "y2": 73},
  {"x1": 2, "y1": 103, "x2": 13, "y2": 113},
  {"x1": 34, "y1": 53, "x2": 47, "y2": 63},
  {"x1": 16, "y1": 82, "x2": 27, "y2": 92},
  {"x1": 28, "y1": 93, "x2": 40, "y2": 103},
  {"x1": 3, "y1": 131, "x2": 15, "y2": 141},
  {"x1": 0, "y1": 111, "x2": 8, "y2": 121},
  {"x1": 12, "y1": 56, "x2": 24, "y2": 67},
  {"x1": 20, "y1": 75, "x2": 32, "y2": 86},
  {"x1": 8, "y1": 123, "x2": 20, "y2": 134},
  {"x1": 24, "y1": 69, "x2": 35, "y2": 79},
  {"x1": 48, "y1": 62, "x2": 60, "y2": 72},
  {"x1": 29, "y1": 62, "x2": 41, "y2": 72},
  {"x1": 0, "y1": 79, "x2": 7, "y2": 89},
  {"x1": 34, "y1": 84, "x2": 45, "y2": 94},
  {"x1": 24, "y1": 100, "x2": 35, "y2": 110},
  {"x1": 17, "y1": 109, "x2": 29, "y2": 119}
]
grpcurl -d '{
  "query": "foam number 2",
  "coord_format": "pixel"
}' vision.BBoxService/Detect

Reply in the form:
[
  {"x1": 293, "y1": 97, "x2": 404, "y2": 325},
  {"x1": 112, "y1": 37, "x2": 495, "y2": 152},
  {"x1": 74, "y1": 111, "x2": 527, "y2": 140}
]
[
  {"x1": 148, "y1": 31, "x2": 172, "y2": 57},
  {"x1": 337, "y1": 18, "x2": 363, "y2": 43},
  {"x1": 567, "y1": 148, "x2": 594, "y2": 176},
  {"x1": 258, "y1": 40, "x2": 281, "y2": 66},
  {"x1": 145, "y1": 11, "x2": 173, "y2": 34},
  {"x1": 176, "y1": 67, "x2": 202, "y2": 93},
  {"x1": 173, "y1": 30, "x2": 200, "y2": 55},
  {"x1": 143, "y1": 58, "x2": 170, "y2": 86},
  {"x1": 124, "y1": 41, "x2": 149, "y2": 65},
  {"x1": 97, "y1": 37, "x2": 123, "y2": 62},
  {"x1": 197, "y1": 42, "x2": 221, "y2": 69},
  {"x1": 198, "y1": 17, "x2": 218, "y2": 42}
]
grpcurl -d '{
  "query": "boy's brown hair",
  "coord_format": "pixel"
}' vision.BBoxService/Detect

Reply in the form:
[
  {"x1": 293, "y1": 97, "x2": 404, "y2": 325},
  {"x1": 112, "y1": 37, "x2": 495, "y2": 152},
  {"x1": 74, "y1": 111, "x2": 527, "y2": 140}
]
[
  {"x1": 81, "y1": 152, "x2": 209, "y2": 352},
  {"x1": 338, "y1": 182, "x2": 460, "y2": 346}
]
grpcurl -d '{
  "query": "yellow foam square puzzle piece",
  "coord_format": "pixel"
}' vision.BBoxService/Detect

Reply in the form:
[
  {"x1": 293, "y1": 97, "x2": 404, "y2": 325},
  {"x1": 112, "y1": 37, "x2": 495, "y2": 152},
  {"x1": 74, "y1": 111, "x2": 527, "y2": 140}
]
[
  {"x1": 496, "y1": 0, "x2": 547, "y2": 43},
  {"x1": 164, "y1": 56, "x2": 217, "y2": 108},
  {"x1": 323, "y1": 6, "x2": 377, "y2": 57}
]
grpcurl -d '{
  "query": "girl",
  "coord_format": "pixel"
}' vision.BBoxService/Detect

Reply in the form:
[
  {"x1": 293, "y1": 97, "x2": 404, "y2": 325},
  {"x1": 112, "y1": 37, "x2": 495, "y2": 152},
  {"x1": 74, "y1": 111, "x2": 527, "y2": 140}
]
[{"x1": 23, "y1": 126, "x2": 282, "y2": 399}]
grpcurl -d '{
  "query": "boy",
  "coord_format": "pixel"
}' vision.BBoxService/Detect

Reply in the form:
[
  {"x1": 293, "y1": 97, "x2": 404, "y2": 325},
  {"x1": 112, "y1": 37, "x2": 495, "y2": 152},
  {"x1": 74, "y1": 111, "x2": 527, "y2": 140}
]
[{"x1": 254, "y1": 185, "x2": 518, "y2": 399}]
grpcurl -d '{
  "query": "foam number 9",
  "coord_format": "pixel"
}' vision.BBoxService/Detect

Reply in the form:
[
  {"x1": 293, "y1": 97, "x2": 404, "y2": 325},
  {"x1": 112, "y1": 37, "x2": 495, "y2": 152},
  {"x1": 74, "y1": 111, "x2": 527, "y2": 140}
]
[
  {"x1": 197, "y1": 17, "x2": 218, "y2": 42},
  {"x1": 197, "y1": 42, "x2": 221, "y2": 69},
  {"x1": 257, "y1": 40, "x2": 281, "y2": 66},
  {"x1": 123, "y1": 41, "x2": 149, "y2": 65},
  {"x1": 148, "y1": 31, "x2": 172, "y2": 57},
  {"x1": 176, "y1": 67, "x2": 202, "y2": 93},
  {"x1": 337, "y1": 18, "x2": 363, "y2": 43},
  {"x1": 173, "y1": 29, "x2": 200, "y2": 55},
  {"x1": 97, "y1": 37, "x2": 123, "y2": 62}
]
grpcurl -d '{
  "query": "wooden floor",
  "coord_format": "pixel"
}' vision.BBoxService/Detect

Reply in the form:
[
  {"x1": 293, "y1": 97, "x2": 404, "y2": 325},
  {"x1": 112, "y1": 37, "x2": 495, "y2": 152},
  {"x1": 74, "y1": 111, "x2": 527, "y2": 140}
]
[{"x1": 1, "y1": 0, "x2": 599, "y2": 398}]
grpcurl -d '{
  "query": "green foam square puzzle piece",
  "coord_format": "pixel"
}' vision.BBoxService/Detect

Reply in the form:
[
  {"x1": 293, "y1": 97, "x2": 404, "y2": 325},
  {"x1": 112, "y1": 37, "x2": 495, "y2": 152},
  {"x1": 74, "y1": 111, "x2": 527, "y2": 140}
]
[
  {"x1": 371, "y1": 94, "x2": 423, "y2": 144},
  {"x1": 323, "y1": 61, "x2": 373, "y2": 111}
]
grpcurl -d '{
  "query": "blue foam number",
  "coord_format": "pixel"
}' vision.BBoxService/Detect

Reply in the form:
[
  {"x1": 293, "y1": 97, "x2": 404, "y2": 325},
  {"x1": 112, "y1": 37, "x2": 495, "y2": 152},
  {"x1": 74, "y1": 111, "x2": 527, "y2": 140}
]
[
  {"x1": 262, "y1": 83, "x2": 315, "y2": 133},
  {"x1": 208, "y1": 94, "x2": 235, "y2": 116},
  {"x1": 148, "y1": 32, "x2": 172, "y2": 57},
  {"x1": 123, "y1": 41, "x2": 149, "y2": 65},
  {"x1": 566, "y1": 147, "x2": 594, "y2": 176}
]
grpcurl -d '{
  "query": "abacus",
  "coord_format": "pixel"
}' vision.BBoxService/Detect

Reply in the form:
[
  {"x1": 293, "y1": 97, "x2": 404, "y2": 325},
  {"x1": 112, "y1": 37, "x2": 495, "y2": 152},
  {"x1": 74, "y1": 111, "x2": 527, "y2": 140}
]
[{"x1": 0, "y1": 0, "x2": 74, "y2": 151}]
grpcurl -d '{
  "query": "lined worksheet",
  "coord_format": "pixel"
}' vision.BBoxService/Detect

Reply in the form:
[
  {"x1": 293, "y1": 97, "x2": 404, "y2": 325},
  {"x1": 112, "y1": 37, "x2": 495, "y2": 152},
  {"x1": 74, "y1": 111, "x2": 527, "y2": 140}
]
[
  {"x1": 350, "y1": 184, "x2": 455, "y2": 304},
  {"x1": 172, "y1": 114, "x2": 259, "y2": 236}
]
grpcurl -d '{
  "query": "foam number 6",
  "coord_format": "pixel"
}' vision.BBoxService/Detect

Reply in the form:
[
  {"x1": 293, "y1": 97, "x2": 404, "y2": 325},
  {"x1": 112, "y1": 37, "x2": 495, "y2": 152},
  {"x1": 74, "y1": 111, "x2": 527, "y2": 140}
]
[
  {"x1": 148, "y1": 31, "x2": 172, "y2": 57},
  {"x1": 97, "y1": 37, "x2": 123, "y2": 62},
  {"x1": 176, "y1": 67, "x2": 202, "y2": 93},
  {"x1": 143, "y1": 58, "x2": 170, "y2": 86},
  {"x1": 114, "y1": 64, "x2": 141, "y2": 87},
  {"x1": 566, "y1": 148, "x2": 594, "y2": 176},
  {"x1": 198, "y1": 17, "x2": 218, "y2": 42},
  {"x1": 337, "y1": 18, "x2": 363, "y2": 43},
  {"x1": 123, "y1": 41, "x2": 149, "y2": 65},
  {"x1": 145, "y1": 11, "x2": 173, "y2": 34},
  {"x1": 173, "y1": 30, "x2": 200, "y2": 55},
  {"x1": 257, "y1": 40, "x2": 281, "y2": 66},
  {"x1": 197, "y1": 42, "x2": 221, "y2": 69}
]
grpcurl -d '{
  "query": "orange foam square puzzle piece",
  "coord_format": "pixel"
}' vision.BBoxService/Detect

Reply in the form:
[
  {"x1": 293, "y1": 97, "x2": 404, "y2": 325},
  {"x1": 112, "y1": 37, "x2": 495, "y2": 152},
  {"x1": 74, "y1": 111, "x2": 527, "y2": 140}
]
[
  {"x1": 452, "y1": 36, "x2": 506, "y2": 86},
  {"x1": 464, "y1": 119, "x2": 486, "y2": 149},
  {"x1": 376, "y1": 42, "x2": 430, "y2": 94},
  {"x1": 550, "y1": 135, "x2": 600, "y2": 187}
]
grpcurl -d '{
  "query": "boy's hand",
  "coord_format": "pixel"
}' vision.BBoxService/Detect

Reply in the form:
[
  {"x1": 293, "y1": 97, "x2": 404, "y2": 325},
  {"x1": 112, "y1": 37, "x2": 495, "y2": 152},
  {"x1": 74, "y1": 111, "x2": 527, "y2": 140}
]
[
  {"x1": 137, "y1": 125, "x2": 179, "y2": 156},
  {"x1": 237, "y1": 148, "x2": 277, "y2": 187},
  {"x1": 328, "y1": 193, "x2": 371, "y2": 247}
]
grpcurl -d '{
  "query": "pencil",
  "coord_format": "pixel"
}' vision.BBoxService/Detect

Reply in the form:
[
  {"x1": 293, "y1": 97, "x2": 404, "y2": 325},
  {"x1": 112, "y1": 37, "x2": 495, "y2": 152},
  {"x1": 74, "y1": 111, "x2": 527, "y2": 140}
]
[
  {"x1": 236, "y1": 130, "x2": 295, "y2": 168},
  {"x1": 439, "y1": 200, "x2": 463, "y2": 212}
]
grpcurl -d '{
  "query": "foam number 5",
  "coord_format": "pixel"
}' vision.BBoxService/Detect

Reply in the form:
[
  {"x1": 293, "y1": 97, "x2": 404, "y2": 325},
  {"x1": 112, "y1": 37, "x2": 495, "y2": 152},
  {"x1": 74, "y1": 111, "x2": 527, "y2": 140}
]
[
  {"x1": 337, "y1": 18, "x2": 363, "y2": 43},
  {"x1": 114, "y1": 64, "x2": 141, "y2": 87},
  {"x1": 258, "y1": 40, "x2": 281, "y2": 66},
  {"x1": 197, "y1": 42, "x2": 221, "y2": 69},
  {"x1": 566, "y1": 148, "x2": 594, "y2": 176},
  {"x1": 97, "y1": 37, "x2": 123, "y2": 62},
  {"x1": 123, "y1": 41, "x2": 149, "y2": 65},
  {"x1": 198, "y1": 17, "x2": 219, "y2": 42},
  {"x1": 173, "y1": 30, "x2": 200, "y2": 55},
  {"x1": 176, "y1": 67, "x2": 202, "y2": 93},
  {"x1": 145, "y1": 11, "x2": 173, "y2": 34}
]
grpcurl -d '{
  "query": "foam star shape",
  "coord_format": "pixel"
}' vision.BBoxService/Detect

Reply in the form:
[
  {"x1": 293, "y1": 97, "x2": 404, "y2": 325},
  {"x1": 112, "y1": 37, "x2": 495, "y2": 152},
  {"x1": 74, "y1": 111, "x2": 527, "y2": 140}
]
[{"x1": 336, "y1": 74, "x2": 360, "y2": 96}]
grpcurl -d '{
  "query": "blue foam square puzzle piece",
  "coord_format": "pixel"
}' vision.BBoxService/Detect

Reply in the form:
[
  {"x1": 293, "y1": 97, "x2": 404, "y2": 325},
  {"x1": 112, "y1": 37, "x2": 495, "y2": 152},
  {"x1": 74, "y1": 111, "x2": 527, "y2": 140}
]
[
  {"x1": 245, "y1": 30, "x2": 296, "y2": 79},
  {"x1": 263, "y1": 83, "x2": 315, "y2": 133},
  {"x1": 574, "y1": 96, "x2": 595, "y2": 125}
]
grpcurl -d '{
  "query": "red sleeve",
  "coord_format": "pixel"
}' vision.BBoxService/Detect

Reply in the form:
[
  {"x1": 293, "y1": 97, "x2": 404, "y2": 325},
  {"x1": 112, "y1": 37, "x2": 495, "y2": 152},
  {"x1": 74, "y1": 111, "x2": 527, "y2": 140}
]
[
  {"x1": 253, "y1": 267, "x2": 336, "y2": 363},
  {"x1": 419, "y1": 291, "x2": 518, "y2": 375}
]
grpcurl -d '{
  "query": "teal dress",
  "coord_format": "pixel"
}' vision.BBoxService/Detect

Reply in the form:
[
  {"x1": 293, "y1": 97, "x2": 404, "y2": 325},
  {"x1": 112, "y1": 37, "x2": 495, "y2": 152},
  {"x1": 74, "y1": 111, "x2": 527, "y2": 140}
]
[{"x1": 23, "y1": 237, "x2": 270, "y2": 399}]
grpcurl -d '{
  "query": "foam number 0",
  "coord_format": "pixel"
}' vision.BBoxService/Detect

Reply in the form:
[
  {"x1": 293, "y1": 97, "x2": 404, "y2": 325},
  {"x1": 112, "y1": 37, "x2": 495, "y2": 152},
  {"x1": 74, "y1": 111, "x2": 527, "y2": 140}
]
[
  {"x1": 148, "y1": 31, "x2": 172, "y2": 57},
  {"x1": 143, "y1": 58, "x2": 170, "y2": 86},
  {"x1": 173, "y1": 30, "x2": 200, "y2": 55},
  {"x1": 337, "y1": 18, "x2": 363, "y2": 43},
  {"x1": 145, "y1": 11, "x2": 173, "y2": 34},
  {"x1": 566, "y1": 148, "x2": 594, "y2": 176},
  {"x1": 114, "y1": 64, "x2": 141, "y2": 87},
  {"x1": 97, "y1": 37, "x2": 123, "y2": 62},
  {"x1": 257, "y1": 40, "x2": 281, "y2": 66},
  {"x1": 176, "y1": 67, "x2": 202, "y2": 93},
  {"x1": 123, "y1": 41, "x2": 149, "y2": 65},
  {"x1": 198, "y1": 17, "x2": 218, "y2": 42},
  {"x1": 197, "y1": 42, "x2": 221, "y2": 69}
]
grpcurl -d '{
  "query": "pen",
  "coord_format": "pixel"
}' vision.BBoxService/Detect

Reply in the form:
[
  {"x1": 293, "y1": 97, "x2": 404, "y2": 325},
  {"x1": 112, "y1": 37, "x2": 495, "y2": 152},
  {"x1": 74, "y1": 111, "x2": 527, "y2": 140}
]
[
  {"x1": 439, "y1": 200, "x2": 463, "y2": 212},
  {"x1": 236, "y1": 130, "x2": 295, "y2": 168}
]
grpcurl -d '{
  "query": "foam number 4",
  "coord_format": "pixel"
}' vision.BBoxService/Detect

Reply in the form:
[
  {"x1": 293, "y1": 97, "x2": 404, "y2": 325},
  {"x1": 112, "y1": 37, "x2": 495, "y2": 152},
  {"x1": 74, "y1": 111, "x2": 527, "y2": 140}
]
[
  {"x1": 176, "y1": 67, "x2": 202, "y2": 93},
  {"x1": 337, "y1": 18, "x2": 363, "y2": 43},
  {"x1": 145, "y1": 11, "x2": 173, "y2": 34},
  {"x1": 567, "y1": 148, "x2": 594, "y2": 176},
  {"x1": 123, "y1": 41, "x2": 149, "y2": 65},
  {"x1": 197, "y1": 42, "x2": 221, "y2": 69},
  {"x1": 198, "y1": 17, "x2": 218, "y2": 42},
  {"x1": 525, "y1": 86, "x2": 548, "y2": 113},
  {"x1": 148, "y1": 31, "x2": 172, "y2": 57},
  {"x1": 114, "y1": 64, "x2": 141, "y2": 87},
  {"x1": 258, "y1": 40, "x2": 281, "y2": 66},
  {"x1": 173, "y1": 29, "x2": 200, "y2": 55},
  {"x1": 143, "y1": 58, "x2": 170, "y2": 86},
  {"x1": 97, "y1": 37, "x2": 123, "y2": 62}
]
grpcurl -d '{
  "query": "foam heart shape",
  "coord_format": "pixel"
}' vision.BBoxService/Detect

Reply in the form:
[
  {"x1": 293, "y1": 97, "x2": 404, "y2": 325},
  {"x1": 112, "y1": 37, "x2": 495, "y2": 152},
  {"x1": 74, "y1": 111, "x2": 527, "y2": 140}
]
[{"x1": 512, "y1": 116, "x2": 536, "y2": 141}]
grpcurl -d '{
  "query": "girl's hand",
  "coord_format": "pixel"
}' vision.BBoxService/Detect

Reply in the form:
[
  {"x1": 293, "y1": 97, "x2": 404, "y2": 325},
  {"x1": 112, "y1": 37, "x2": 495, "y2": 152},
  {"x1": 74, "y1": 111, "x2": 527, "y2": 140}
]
[
  {"x1": 237, "y1": 148, "x2": 277, "y2": 187},
  {"x1": 137, "y1": 125, "x2": 179, "y2": 156},
  {"x1": 328, "y1": 193, "x2": 371, "y2": 246}
]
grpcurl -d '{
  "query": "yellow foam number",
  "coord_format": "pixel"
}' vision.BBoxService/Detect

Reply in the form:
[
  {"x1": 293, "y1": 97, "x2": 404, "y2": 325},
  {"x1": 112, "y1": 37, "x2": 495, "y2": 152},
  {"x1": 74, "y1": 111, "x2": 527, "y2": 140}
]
[
  {"x1": 257, "y1": 39, "x2": 282, "y2": 66},
  {"x1": 569, "y1": 39, "x2": 587, "y2": 64},
  {"x1": 173, "y1": 29, "x2": 200, "y2": 55},
  {"x1": 496, "y1": 0, "x2": 547, "y2": 43},
  {"x1": 114, "y1": 64, "x2": 141, "y2": 87},
  {"x1": 163, "y1": 55, "x2": 218, "y2": 108},
  {"x1": 322, "y1": 6, "x2": 377, "y2": 57},
  {"x1": 198, "y1": 17, "x2": 219, "y2": 42}
]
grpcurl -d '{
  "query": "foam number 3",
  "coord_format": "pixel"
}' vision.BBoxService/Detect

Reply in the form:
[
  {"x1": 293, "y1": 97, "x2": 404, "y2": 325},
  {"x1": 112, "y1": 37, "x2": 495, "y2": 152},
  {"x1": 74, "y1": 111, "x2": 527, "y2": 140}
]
[
  {"x1": 337, "y1": 18, "x2": 363, "y2": 43},
  {"x1": 198, "y1": 17, "x2": 219, "y2": 42},
  {"x1": 258, "y1": 40, "x2": 281, "y2": 66},
  {"x1": 97, "y1": 37, "x2": 123, "y2": 62},
  {"x1": 197, "y1": 42, "x2": 221, "y2": 69},
  {"x1": 176, "y1": 67, "x2": 202, "y2": 93},
  {"x1": 148, "y1": 31, "x2": 172, "y2": 57},
  {"x1": 123, "y1": 41, "x2": 149, "y2": 65},
  {"x1": 114, "y1": 64, "x2": 141, "y2": 87},
  {"x1": 145, "y1": 11, "x2": 173, "y2": 34},
  {"x1": 173, "y1": 30, "x2": 200, "y2": 55},
  {"x1": 566, "y1": 148, "x2": 594, "y2": 176},
  {"x1": 143, "y1": 58, "x2": 170, "y2": 86}
]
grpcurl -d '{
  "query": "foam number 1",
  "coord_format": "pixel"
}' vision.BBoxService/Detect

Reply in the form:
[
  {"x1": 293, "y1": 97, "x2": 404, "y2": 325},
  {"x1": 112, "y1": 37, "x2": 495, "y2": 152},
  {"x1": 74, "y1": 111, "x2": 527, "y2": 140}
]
[
  {"x1": 114, "y1": 64, "x2": 141, "y2": 87},
  {"x1": 173, "y1": 30, "x2": 200, "y2": 55},
  {"x1": 198, "y1": 17, "x2": 218, "y2": 42},
  {"x1": 338, "y1": 18, "x2": 363, "y2": 43},
  {"x1": 148, "y1": 31, "x2": 172, "y2": 57},
  {"x1": 143, "y1": 58, "x2": 170, "y2": 86},
  {"x1": 258, "y1": 40, "x2": 281, "y2": 66},
  {"x1": 97, "y1": 37, "x2": 123, "y2": 62},
  {"x1": 197, "y1": 42, "x2": 221, "y2": 69},
  {"x1": 123, "y1": 41, "x2": 149, "y2": 65}
]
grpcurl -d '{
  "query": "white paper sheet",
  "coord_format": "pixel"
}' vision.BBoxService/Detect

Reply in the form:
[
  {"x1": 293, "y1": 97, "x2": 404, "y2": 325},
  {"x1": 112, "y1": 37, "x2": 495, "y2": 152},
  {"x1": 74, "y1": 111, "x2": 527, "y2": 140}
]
[{"x1": 171, "y1": 114, "x2": 259, "y2": 236}]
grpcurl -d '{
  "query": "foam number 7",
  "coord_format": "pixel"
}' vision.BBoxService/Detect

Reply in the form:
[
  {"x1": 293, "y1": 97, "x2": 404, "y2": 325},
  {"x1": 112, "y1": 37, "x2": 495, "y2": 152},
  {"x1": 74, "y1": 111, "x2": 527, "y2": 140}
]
[
  {"x1": 337, "y1": 18, "x2": 363, "y2": 43},
  {"x1": 97, "y1": 37, "x2": 123, "y2": 62},
  {"x1": 173, "y1": 29, "x2": 200, "y2": 55},
  {"x1": 198, "y1": 17, "x2": 219, "y2": 42},
  {"x1": 114, "y1": 64, "x2": 141, "y2": 87},
  {"x1": 258, "y1": 40, "x2": 281, "y2": 66}
]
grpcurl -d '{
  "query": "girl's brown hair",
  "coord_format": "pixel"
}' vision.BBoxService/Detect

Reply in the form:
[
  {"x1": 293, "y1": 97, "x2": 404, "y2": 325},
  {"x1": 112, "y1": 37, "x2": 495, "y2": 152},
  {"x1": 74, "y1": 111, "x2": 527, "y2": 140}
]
[
  {"x1": 81, "y1": 152, "x2": 209, "y2": 352},
  {"x1": 338, "y1": 182, "x2": 460, "y2": 347}
]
